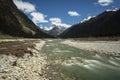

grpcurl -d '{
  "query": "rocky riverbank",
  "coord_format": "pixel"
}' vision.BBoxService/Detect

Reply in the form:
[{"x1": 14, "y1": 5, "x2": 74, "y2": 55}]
[
  {"x1": 0, "y1": 39, "x2": 48, "y2": 80},
  {"x1": 62, "y1": 40, "x2": 120, "y2": 56}
]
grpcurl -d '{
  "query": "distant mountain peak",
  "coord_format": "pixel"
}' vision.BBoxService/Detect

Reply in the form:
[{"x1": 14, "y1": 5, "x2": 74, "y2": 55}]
[{"x1": 40, "y1": 24, "x2": 70, "y2": 37}]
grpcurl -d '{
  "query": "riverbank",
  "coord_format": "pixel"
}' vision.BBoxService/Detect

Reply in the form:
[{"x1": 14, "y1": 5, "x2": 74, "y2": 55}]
[
  {"x1": 62, "y1": 40, "x2": 120, "y2": 56},
  {"x1": 0, "y1": 39, "x2": 48, "y2": 80}
]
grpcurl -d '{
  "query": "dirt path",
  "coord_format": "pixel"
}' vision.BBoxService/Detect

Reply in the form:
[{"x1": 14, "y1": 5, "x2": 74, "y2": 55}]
[
  {"x1": 0, "y1": 39, "x2": 48, "y2": 80},
  {"x1": 62, "y1": 40, "x2": 120, "y2": 56}
]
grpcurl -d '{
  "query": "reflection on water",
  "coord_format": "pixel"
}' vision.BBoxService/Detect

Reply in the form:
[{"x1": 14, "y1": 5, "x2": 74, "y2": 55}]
[{"x1": 42, "y1": 40, "x2": 120, "y2": 80}]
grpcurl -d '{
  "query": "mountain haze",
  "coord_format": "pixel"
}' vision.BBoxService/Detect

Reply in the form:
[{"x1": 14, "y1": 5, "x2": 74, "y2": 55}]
[{"x1": 0, "y1": 0, "x2": 53, "y2": 38}]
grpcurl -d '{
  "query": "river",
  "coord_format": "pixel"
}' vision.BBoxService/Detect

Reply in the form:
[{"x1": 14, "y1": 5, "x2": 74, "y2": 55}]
[{"x1": 42, "y1": 40, "x2": 120, "y2": 80}]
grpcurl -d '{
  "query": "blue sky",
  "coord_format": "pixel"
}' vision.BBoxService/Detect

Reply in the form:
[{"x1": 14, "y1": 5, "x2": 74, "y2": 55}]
[{"x1": 13, "y1": 0, "x2": 120, "y2": 29}]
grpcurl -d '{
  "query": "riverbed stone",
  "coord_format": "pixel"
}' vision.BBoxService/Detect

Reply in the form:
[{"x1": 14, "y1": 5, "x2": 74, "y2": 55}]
[{"x1": 0, "y1": 40, "x2": 48, "y2": 80}]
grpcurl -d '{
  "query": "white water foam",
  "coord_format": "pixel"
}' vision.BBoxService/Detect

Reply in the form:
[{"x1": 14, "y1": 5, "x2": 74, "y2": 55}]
[
  {"x1": 93, "y1": 54, "x2": 103, "y2": 60},
  {"x1": 108, "y1": 60, "x2": 120, "y2": 67}
]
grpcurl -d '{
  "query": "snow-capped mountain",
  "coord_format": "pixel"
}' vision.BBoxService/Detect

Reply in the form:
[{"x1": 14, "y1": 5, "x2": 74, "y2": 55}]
[
  {"x1": 81, "y1": 16, "x2": 95, "y2": 23},
  {"x1": 40, "y1": 24, "x2": 70, "y2": 37}
]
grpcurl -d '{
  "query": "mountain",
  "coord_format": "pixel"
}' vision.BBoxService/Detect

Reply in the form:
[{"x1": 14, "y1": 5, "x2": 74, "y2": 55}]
[
  {"x1": 40, "y1": 24, "x2": 68, "y2": 37},
  {"x1": 59, "y1": 9, "x2": 120, "y2": 38},
  {"x1": 48, "y1": 24, "x2": 67, "y2": 37},
  {"x1": 0, "y1": 0, "x2": 53, "y2": 38}
]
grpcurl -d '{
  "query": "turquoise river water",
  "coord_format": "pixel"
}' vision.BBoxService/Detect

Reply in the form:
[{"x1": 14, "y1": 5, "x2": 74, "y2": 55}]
[{"x1": 42, "y1": 40, "x2": 120, "y2": 80}]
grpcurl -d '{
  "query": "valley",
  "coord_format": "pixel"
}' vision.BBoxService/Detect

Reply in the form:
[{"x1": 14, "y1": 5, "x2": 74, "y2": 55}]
[
  {"x1": 0, "y1": 39, "x2": 120, "y2": 80},
  {"x1": 0, "y1": 0, "x2": 120, "y2": 80}
]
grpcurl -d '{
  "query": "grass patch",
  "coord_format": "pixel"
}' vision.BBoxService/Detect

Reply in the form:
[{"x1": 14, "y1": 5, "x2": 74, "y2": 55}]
[{"x1": 0, "y1": 40, "x2": 35, "y2": 57}]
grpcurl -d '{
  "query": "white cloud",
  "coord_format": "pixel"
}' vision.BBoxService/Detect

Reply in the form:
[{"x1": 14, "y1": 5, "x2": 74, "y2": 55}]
[
  {"x1": 39, "y1": 18, "x2": 71, "y2": 31},
  {"x1": 13, "y1": 0, "x2": 36, "y2": 13},
  {"x1": 52, "y1": 23, "x2": 71, "y2": 28},
  {"x1": 31, "y1": 12, "x2": 48, "y2": 24},
  {"x1": 13, "y1": 0, "x2": 48, "y2": 24},
  {"x1": 13, "y1": 0, "x2": 70, "y2": 27},
  {"x1": 40, "y1": 26, "x2": 53, "y2": 31},
  {"x1": 49, "y1": 17, "x2": 71, "y2": 28},
  {"x1": 97, "y1": 0, "x2": 114, "y2": 6},
  {"x1": 68, "y1": 11, "x2": 80, "y2": 16},
  {"x1": 49, "y1": 18, "x2": 62, "y2": 23}
]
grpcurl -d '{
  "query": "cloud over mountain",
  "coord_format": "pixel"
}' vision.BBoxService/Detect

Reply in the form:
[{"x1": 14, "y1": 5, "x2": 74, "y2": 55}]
[
  {"x1": 97, "y1": 0, "x2": 114, "y2": 6},
  {"x1": 68, "y1": 11, "x2": 80, "y2": 16},
  {"x1": 49, "y1": 18, "x2": 71, "y2": 28},
  {"x1": 31, "y1": 12, "x2": 48, "y2": 24},
  {"x1": 49, "y1": 18, "x2": 62, "y2": 24},
  {"x1": 13, "y1": 0, "x2": 48, "y2": 25},
  {"x1": 13, "y1": 0, "x2": 36, "y2": 13}
]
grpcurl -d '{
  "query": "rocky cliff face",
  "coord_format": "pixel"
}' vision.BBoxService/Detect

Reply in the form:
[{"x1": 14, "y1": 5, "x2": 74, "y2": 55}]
[
  {"x1": 0, "y1": 0, "x2": 52, "y2": 38},
  {"x1": 59, "y1": 9, "x2": 120, "y2": 38}
]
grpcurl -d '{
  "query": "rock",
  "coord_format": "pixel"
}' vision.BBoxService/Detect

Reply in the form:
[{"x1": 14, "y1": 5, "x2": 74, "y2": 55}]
[{"x1": 0, "y1": 40, "x2": 49, "y2": 80}]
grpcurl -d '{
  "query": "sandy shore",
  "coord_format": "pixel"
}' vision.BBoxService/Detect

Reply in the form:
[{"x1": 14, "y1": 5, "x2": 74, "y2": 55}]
[
  {"x1": 62, "y1": 40, "x2": 120, "y2": 56},
  {"x1": 0, "y1": 39, "x2": 48, "y2": 80}
]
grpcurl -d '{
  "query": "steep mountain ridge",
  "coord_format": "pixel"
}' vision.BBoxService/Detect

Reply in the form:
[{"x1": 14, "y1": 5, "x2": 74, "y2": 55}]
[
  {"x1": 0, "y1": 0, "x2": 52, "y2": 38},
  {"x1": 59, "y1": 9, "x2": 120, "y2": 38}
]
